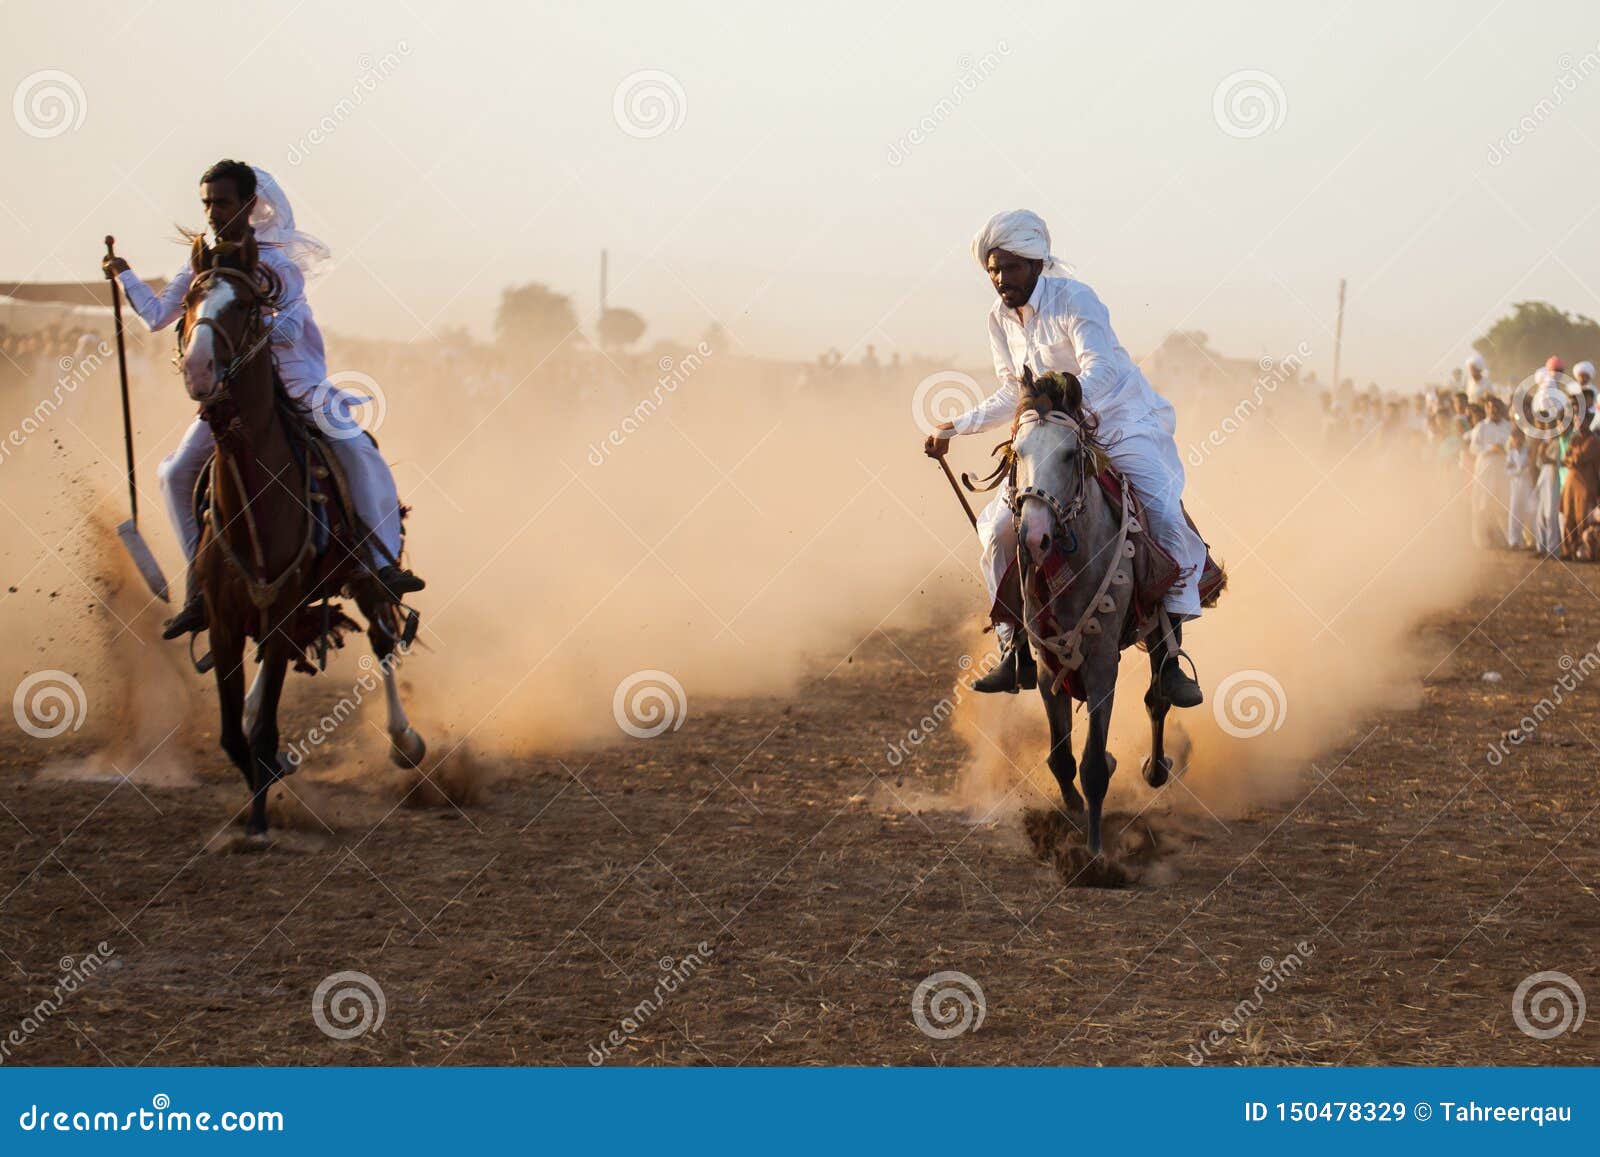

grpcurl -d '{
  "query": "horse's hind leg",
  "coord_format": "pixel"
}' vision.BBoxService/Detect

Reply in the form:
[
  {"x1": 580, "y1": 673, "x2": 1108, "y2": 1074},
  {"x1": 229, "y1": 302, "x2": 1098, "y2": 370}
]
[
  {"x1": 358, "y1": 595, "x2": 425, "y2": 768},
  {"x1": 1039, "y1": 679, "x2": 1084, "y2": 814},
  {"x1": 245, "y1": 639, "x2": 291, "y2": 837},
  {"x1": 1079, "y1": 687, "x2": 1116, "y2": 857},
  {"x1": 1142, "y1": 676, "x2": 1172, "y2": 788}
]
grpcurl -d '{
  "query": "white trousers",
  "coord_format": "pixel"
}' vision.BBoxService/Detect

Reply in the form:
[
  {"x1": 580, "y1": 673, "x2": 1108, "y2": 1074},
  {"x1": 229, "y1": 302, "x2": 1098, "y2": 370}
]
[
  {"x1": 1507, "y1": 476, "x2": 1536, "y2": 549},
  {"x1": 976, "y1": 398, "x2": 1207, "y2": 647},
  {"x1": 158, "y1": 409, "x2": 404, "y2": 567},
  {"x1": 1534, "y1": 465, "x2": 1562, "y2": 555}
]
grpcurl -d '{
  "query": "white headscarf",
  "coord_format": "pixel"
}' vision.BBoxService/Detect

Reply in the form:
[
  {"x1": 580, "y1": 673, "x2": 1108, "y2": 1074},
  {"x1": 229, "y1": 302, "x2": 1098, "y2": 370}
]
[
  {"x1": 971, "y1": 209, "x2": 1065, "y2": 274},
  {"x1": 249, "y1": 166, "x2": 330, "y2": 276},
  {"x1": 1465, "y1": 353, "x2": 1486, "y2": 375},
  {"x1": 1576, "y1": 359, "x2": 1595, "y2": 382}
]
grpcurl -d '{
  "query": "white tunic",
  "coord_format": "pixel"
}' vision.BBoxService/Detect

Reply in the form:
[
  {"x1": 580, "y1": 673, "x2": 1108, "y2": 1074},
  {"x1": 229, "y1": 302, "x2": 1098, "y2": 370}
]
[
  {"x1": 116, "y1": 247, "x2": 327, "y2": 396},
  {"x1": 952, "y1": 276, "x2": 1164, "y2": 437},
  {"x1": 954, "y1": 275, "x2": 1208, "y2": 619}
]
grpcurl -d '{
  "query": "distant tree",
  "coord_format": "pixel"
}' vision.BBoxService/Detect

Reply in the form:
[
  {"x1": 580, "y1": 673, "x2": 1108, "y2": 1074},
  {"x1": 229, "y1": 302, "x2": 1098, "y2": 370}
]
[
  {"x1": 495, "y1": 282, "x2": 579, "y2": 360},
  {"x1": 1475, "y1": 301, "x2": 1600, "y2": 384},
  {"x1": 597, "y1": 307, "x2": 646, "y2": 351}
]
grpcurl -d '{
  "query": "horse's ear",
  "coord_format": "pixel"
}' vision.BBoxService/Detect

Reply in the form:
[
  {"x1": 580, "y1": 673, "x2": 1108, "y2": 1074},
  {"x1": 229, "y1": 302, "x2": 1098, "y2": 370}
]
[
  {"x1": 241, "y1": 229, "x2": 258, "y2": 271},
  {"x1": 1058, "y1": 371, "x2": 1083, "y2": 413},
  {"x1": 189, "y1": 234, "x2": 211, "y2": 273}
]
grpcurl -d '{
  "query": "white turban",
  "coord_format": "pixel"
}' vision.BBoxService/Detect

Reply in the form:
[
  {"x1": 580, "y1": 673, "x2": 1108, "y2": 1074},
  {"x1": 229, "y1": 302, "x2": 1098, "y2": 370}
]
[
  {"x1": 971, "y1": 209, "x2": 1064, "y2": 273},
  {"x1": 1465, "y1": 353, "x2": 1486, "y2": 374},
  {"x1": 249, "y1": 166, "x2": 330, "y2": 275},
  {"x1": 1576, "y1": 360, "x2": 1595, "y2": 381}
]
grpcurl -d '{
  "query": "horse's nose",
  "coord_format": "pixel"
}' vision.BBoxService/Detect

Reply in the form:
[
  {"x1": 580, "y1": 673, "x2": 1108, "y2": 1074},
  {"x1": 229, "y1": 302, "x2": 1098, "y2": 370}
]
[
  {"x1": 1020, "y1": 504, "x2": 1053, "y2": 562},
  {"x1": 182, "y1": 334, "x2": 217, "y2": 400}
]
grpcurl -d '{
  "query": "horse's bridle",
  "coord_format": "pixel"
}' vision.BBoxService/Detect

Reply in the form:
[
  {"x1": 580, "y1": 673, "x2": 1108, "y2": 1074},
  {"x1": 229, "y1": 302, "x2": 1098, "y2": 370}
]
[
  {"x1": 965, "y1": 409, "x2": 1093, "y2": 553},
  {"x1": 179, "y1": 264, "x2": 278, "y2": 390}
]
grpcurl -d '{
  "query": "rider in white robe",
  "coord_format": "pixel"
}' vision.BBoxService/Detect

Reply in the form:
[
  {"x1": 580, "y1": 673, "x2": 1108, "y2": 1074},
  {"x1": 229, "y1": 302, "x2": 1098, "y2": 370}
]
[
  {"x1": 106, "y1": 161, "x2": 422, "y2": 638},
  {"x1": 925, "y1": 210, "x2": 1205, "y2": 704}
]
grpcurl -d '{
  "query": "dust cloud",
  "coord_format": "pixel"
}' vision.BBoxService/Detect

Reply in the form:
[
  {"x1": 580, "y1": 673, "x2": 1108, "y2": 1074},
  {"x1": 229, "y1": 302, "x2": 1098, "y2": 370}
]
[{"x1": 1, "y1": 302, "x2": 1486, "y2": 812}]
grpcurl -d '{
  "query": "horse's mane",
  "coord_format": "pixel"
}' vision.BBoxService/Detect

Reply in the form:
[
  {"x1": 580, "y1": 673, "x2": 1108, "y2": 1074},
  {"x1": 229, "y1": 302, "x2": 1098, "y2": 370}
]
[
  {"x1": 1015, "y1": 369, "x2": 1100, "y2": 443},
  {"x1": 181, "y1": 228, "x2": 285, "y2": 308}
]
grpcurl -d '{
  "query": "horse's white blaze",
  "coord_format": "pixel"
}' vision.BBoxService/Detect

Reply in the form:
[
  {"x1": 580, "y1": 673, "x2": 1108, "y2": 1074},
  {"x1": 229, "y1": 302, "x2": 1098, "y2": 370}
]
[
  {"x1": 183, "y1": 277, "x2": 235, "y2": 399},
  {"x1": 1014, "y1": 420, "x2": 1077, "y2": 564}
]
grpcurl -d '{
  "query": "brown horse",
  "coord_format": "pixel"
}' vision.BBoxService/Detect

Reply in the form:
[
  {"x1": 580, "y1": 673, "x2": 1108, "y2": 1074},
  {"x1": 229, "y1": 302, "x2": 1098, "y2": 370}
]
[
  {"x1": 178, "y1": 233, "x2": 425, "y2": 838},
  {"x1": 1004, "y1": 372, "x2": 1219, "y2": 857}
]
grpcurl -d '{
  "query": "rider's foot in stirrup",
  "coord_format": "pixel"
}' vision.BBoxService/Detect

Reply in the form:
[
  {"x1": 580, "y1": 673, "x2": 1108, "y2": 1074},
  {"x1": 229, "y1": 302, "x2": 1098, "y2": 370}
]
[
  {"x1": 1158, "y1": 658, "x2": 1204, "y2": 708},
  {"x1": 375, "y1": 564, "x2": 425, "y2": 600},
  {"x1": 160, "y1": 592, "x2": 207, "y2": 640},
  {"x1": 973, "y1": 640, "x2": 1036, "y2": 694}
]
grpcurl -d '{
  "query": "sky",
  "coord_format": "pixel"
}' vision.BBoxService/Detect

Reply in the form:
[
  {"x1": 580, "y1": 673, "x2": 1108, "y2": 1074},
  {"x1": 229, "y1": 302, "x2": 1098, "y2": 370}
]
[{"x1": 4, "y1": 0, "x2": 1600, "y2": 386}]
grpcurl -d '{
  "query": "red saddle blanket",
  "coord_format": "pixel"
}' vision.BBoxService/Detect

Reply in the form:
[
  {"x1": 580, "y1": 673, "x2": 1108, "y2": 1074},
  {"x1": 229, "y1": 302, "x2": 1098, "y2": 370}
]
[{"x1": 989, "y1": 469, "x2": 1226, "y2": 698}]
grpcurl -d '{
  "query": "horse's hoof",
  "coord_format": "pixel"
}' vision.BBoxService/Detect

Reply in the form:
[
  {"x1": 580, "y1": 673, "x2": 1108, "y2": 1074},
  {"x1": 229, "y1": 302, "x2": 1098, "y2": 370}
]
[
  {"x1": 1060, "y1": 784, "x2": 1087, "y2": 814},
  {"x1": 1142, "y1": 754, "x2": 1172, "y2": 788},
  {"x1": 389, "y1": 727, "x2": 426, "y2": 769}
]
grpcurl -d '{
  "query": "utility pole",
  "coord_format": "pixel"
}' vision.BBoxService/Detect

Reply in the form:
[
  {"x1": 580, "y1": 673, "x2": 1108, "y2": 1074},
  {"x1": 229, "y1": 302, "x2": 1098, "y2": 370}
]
[{"x1": 1331, "y1": 277, "x2": 1346, "y2": 389}]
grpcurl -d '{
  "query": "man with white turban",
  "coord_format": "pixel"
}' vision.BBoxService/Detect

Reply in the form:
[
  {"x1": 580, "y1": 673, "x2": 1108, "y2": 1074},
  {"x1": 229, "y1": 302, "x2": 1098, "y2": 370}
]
[
  {"x1": 103, "y1": 159, "x2": 423, "y2": 639},
  {"x1": 924, "y1": 209, "x2": 1206, "y2": 704},
  {"x1": 1576, "y1": 361, "x2": 1597, "y2": 432},
  {"x1": 1465, "y1": 353, "x2": 1496, "y2": 404}
]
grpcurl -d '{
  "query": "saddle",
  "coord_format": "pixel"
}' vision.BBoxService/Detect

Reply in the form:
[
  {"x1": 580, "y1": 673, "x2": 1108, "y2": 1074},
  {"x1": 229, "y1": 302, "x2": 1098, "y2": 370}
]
[
  {"x1": 990, "y1": 465, "x2": 1227, "y2": 700},
  {"x1": 191, "y1": 391, "x2": 382, "y2": 672}
]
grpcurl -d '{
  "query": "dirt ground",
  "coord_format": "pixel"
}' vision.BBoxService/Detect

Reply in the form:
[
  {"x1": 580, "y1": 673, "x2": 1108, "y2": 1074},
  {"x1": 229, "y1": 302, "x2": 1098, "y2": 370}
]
[{"x1": 2, "y1": 550, "x2": 1597, "y2": 1066}]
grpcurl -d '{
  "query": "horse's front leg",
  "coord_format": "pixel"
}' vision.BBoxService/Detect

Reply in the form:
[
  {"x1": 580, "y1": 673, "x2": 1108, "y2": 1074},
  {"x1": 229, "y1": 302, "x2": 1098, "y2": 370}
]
[
  {"x1": 212, "y1": 627, "x2": 251, "y2": 791},
  {"x1": 1078, "y1": 663, "x2": 1119, "y2": 857},
  {"x1": 1038, "y1": 676, "x2": 1084, "y2": 814},
  {"x1": 1142, "y1": 675, "x2": 1172, "y2": 787},
  {"x1": 245, "y1": 638, "x2": 291, "y2": 837}
]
